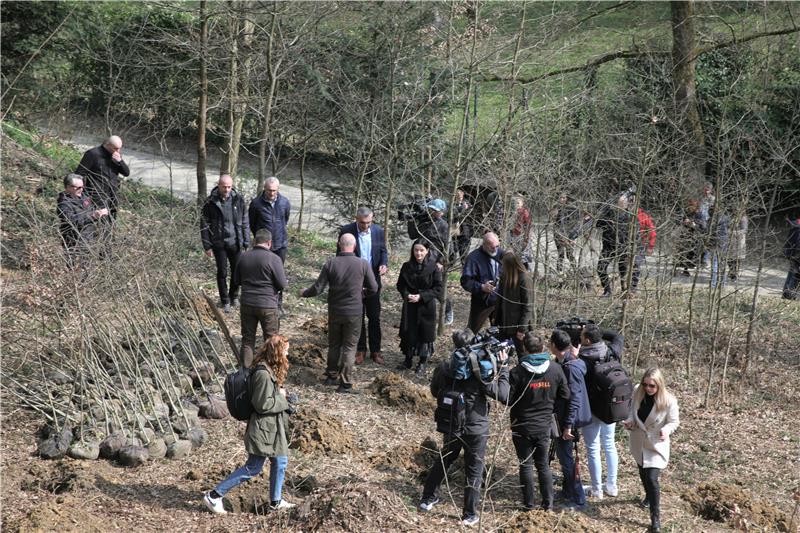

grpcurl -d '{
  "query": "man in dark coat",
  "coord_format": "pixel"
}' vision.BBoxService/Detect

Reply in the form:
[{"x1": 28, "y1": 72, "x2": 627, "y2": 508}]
[
  {"x1": 783, "y1": 216, "x2": 800, "y2": 300},
  {"x1": 299, "y1": 234, "x2": 378, "y2": 393},
  {"x1": 201, "y1": 175, "x2": 250, "y2": 312},
  {"x1": 338, "y1": 206, "x2": 388, "y2": 365},
  {"x1": 75, "y1": 135, "x2": 130, "y2": 220},
  {"x1": 460, "y1": 232, "x2": 503, "y2": 333},
  {"x1": 502, "y1": 333, "x2": 569, "y2": 511},
  {"x1": 419, "y1": 330, "x2": 510, "y2": 527},
  {"x1": 57, "y1": 173, "x2": 109, "y2": 267},
  {"x1": 233, "y1": 229, "x2": 286, "y2": 368},
  {"x1": 596, "y1": 194, "x2": 640, "y2": 297},
  {"x1": 249, "y1": 176, "x2": 291, "y2": 263}
]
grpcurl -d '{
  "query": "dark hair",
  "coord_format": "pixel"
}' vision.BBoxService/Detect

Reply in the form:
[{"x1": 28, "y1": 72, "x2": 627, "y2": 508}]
[
  {"x1": 550, "y1": 329, "x2": 572, "y2": 351},
  {"x1": 254, "y1": 229, "x2": 272, "y2": 244},
  {"x1": 452, "y1": 329, "x2": 473, "y2": 349},
  {"x1": 522, "y1": 332, "x2": 543, "y2": 354},
  {"x1": 582, "y1": 324, "x2": 602, "y2": 344},
  {"x1": 500, "y1": 252, "x2": 526, "y2": 291},
  {"x1": 409, "y1": 238, "x2": 430, "y2": 262}
]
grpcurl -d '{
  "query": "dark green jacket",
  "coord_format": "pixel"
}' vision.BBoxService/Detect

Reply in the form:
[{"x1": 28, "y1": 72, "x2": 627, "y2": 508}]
[{"x1": 244, "y1": 363, "x2": 289, "y2": 457}]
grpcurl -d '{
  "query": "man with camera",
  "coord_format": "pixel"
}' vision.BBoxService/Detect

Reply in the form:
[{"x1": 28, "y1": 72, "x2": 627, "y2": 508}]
[
  {"x1": 418, "y1": 328, "x2": 510, "y2": 527},
  {"x1": 500, "y1": 332, "x2": 570, "y2": 512},
  {"x1": 461, "y1": 232, "x2": 503, "y2": 333}
]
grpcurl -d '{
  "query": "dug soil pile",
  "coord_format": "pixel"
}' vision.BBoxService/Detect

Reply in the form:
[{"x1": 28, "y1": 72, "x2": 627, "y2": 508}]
[
  {"x1": 683, "y1": 481, "x2": 794, "y2": 532},
  {"x1": 288, "y1": 407, "x2": 356, "y2": 455},
  {"x1": 369, "y1": 372, "x2": 436, "y2": 414}
]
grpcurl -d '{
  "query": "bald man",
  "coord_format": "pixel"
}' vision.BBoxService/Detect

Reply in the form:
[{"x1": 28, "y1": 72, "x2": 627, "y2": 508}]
[
  {"x1": 460, "y1": 232, "x2": 504, "y2": 333},
  {"x1": 201, "y1": 175, "x2": 251, "y2": 312},
  {"x1": 75, "y1": 135, "x2": 130, "y2": 221},
  {"x1": 300, "y1": 234, "x2": 378, "y2": 393}
]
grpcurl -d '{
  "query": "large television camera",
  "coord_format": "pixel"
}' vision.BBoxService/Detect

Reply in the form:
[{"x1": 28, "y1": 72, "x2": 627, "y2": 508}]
[
  {"x1": 451, "y1": 326, "x2": 514, "y2": 383},
  {"x1": 397, "y1": 196, "x2": 432, "y2": 223},
  {"x1": 554, "y1": 316, "x2": 595, "y2": 347}
]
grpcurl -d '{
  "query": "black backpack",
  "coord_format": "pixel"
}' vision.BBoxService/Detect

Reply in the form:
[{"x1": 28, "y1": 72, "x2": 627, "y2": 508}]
[
  {"x1": 224, "y1": 366, "x2": 266, "y2": 421},
  {"x1": 587, "y1": 359, "x2": 633, "y2": 424},
  {"x1": 434, "y1": 389, "x2": 466, "y2": 436}
]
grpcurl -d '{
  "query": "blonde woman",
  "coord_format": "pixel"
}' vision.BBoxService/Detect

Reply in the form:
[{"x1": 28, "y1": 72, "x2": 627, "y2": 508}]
[{"x1": 623, "y1": 368, "x2": 679, "y2": 533}]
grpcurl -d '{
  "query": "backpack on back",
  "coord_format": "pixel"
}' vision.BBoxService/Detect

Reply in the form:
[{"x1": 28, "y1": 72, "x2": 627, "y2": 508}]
[
  {"x1": 587, "y1": 359, "x2": 633, "y2": 424},
  {"x1": 434, "y1": 389, "x2": 466, "y2": 435},
  {"x1": 224, "y1": 367, "x2": 265, "y2": 421}
]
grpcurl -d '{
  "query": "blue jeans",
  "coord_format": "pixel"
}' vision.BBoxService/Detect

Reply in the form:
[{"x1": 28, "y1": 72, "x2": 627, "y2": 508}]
[
  {"x1": 214, "y1": 454, "x2": 288, "y2": 502},
  {"x1": 555, "y1": 437, "x2": 585, "y2": 505},
  {"x1": 582, "y1": 417, "x2": 618, "y2": 493},
  {"x1": 710, "y1": 251, "x2": 725, "y2": 289}
]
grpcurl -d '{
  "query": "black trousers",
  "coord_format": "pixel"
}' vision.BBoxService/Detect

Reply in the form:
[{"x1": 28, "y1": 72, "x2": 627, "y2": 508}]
[
  {"x1": 212, "y1": 243, "x2": 241, "y2": 304},
  {"x1": 358, "y1": 289, "x2": 381, "y2": 353},
  {"x1": 512, "y1": 433, "x2": 553, "y2": 510},
  {"x1": 597, "y1": 248, "x2": 641, "y2": 293},
  {"x1": 638, "y1": 465, "x2": 661, "y2": 518},
  {"x1": 272, "y1": 247, "x2": 287, "y2": 263},
  {"x1": 422, "y1": 433, "x2": 488, "y2": 519}
]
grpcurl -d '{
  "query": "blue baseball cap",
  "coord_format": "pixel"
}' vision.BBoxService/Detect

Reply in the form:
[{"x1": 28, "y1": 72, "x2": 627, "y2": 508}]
[{"x1": 427, "y1": 199, "x2": 447, "y2": 212}]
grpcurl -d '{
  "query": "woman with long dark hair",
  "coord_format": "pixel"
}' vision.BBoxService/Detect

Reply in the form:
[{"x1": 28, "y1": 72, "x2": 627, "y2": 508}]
[
  {"x1": 494, "y1": 251, "x2": 532, "y2": 354},
  {"x1": 204, "y1": 335, "x2": 295, "y2": 514},
  {"x1": 623, "y1": 368, "x2": 679, "y2": 533},
  {"x1": 396, "y1": 239, "x2": 444, "y2": 376}
]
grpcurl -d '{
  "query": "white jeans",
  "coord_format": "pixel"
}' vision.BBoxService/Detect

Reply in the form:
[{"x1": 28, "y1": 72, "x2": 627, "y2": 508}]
[{"x1": 582, "y1": 416, "x2": 618, "y2": 492}]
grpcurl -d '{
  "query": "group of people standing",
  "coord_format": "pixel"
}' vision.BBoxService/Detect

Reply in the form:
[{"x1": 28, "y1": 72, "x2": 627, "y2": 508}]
[{"x1": 417, "y1": 323, "x2": 679, "y2": 532}]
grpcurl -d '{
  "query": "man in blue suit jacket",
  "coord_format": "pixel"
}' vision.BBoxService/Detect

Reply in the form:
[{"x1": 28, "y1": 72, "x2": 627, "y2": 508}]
[{"x1": 339, "y1": 206, "x2": 389, "y2": 364}]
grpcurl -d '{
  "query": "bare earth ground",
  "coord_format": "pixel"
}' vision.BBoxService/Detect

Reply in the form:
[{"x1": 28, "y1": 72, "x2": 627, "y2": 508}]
[{"x1": 2, "y1": 135, "x2": 799, "y2": 532}]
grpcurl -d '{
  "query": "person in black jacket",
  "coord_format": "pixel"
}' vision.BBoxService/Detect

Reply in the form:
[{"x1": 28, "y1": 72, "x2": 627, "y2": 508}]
[
  {"x1": 396, "y1": 239, "x2": 444, "y2": 375},
  {"x1": 782, "y1": 216, "x2": 800, "y2": 300},
  {"x1": 75, "y1": 136, "x2": 130, "y2": 221},
  {"x1": 418, "y1": 330, "x2": 510, "y2": 527},
  {"x1": 503, "y1": 333, "x2": 569, "y2": 511},
  {"x1": 494, "y1": 252, "x2": 532, "y2": 355},
  {"x1": 201, "y1": 175, "x2": 251, "y2": 312},
  {"x1": 596, "y1": 194, "x2": 640, "y2": 297},
  {"x1": 550, "y1": 329, "x2": 592, "y2": 508},
  {"x1": 57, "y1": 173, "x2": 109, "y2": 267}
]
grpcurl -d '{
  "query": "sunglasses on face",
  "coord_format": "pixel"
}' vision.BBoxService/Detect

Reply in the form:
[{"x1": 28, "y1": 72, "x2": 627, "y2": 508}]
[{"x1": 642, "y1": 382, "x2": 657, "y2": 389}]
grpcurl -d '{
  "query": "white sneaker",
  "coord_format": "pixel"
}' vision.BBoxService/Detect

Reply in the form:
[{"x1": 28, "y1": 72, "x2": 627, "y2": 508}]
[
  {"x1": 462, "y1": 515, "x2": 479, "y2": 526},
  {"x1": 270, "y1": 499, "x2": 296, "y2": 511},
  {"x1": 604, "y1": 484, "x2": 618, "y2": 497},
  {"x1": 583, "y1": 485, "x2": 603, "y2": 500},
  {"x1": 203, "y1": 492, "x2": 227, "y2": 514}
]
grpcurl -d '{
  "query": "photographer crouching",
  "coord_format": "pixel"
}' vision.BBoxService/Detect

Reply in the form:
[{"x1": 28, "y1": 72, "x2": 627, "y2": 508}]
[{"x1": 418, "y1": 328, "x2": 510, "y2": 527}]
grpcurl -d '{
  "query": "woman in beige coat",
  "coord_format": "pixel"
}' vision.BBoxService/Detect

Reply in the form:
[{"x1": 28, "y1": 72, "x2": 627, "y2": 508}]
[{"x1": 623, "y1": 368, "x2": 679, "y2": 533}]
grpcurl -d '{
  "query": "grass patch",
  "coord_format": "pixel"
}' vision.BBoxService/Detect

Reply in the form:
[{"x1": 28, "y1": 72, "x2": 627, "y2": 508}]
[{"x1": 1, "y1": 119, "x2": 81, "y2": 174}]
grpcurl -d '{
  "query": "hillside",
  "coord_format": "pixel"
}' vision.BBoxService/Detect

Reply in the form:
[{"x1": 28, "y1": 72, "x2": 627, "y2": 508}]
[{"x1": 1, "y1": 129, "x2": 799, "y2": 533}]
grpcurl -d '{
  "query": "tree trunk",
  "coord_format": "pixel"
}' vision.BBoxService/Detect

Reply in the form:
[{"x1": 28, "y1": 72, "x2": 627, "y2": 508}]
[
  {"x1": 196, "y1": 0, "x2": 208, "y2": 204},
  {"x1": 258, "y1": 8, "x2": 280, "y2": 192},
  {"x1": 671, "y1": 0, "x2": 706, "y2": 183}
]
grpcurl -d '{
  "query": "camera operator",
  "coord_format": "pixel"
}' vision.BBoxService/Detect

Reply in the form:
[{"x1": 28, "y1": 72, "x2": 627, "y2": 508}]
[
  {"x1": 412, "y1": 198, "x2": 453, "y2": 325},
  {"x1": 418, "y1": 329, "x2": 510, "y2": 527},
  {"x1": 596, "y1": 192, "x2": 640, "y2": 298},
  {"x1": 579, "y1": 324, "x2": 624, "y2": 500},
  {"x1": 499, "y1": 332, "x2": 569, "y2": 512},
  {"x1": 461, "y1": 232, "x2": 503, "y2": 333}
]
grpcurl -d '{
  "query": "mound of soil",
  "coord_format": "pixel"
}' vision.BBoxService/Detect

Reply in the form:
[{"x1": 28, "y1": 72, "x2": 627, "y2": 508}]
[
  {"x1": 683, "y1": 481, "x2": 793, "y2": 532},
  {"x1": 503, "y1": 509, "x2": 600, "y2": 532},
  {"x1": 368, "y1": 436, "x2": 438, "y2": 477},
  {"x1": 300, "y1": 317, "x2": 328, "y2": 337},
  {"x1": 294, "y1": 483, "x2": 409, "y2": 531},
  {"x1": 289, "y1": 407, "x2": 356, "y2": 455},
  {"x1": 289, "y1": 342, "x2": 326, "y2": 368},
  {"x1": 368, "y1": 372, "x2": 436, "y2": 414},
  {"x1": 13, "y1": 495, "x2": 106, "y2": 533},
  {"x1": 20, "y1": 460, "x2": 94, "y2": 494}
]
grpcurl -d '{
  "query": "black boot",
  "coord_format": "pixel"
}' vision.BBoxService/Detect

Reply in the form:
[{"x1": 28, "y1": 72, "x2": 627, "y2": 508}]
[
  {"x1": 649, "y1": 507, "x2": 661, "y2": 532},
  {"x1": 396, "y1": 356, "x2": 413, "y2": 370}
]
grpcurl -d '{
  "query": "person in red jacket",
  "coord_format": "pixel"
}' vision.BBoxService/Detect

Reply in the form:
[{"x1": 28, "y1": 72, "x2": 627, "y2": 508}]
[{"x1": 637, "y1": 207, "x2": 656, "y2": 256}]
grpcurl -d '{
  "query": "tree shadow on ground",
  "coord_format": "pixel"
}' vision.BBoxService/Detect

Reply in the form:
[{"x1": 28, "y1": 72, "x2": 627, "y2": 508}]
[{"x1": 94, "y1": 474, "x2": 201, "y2": 513}]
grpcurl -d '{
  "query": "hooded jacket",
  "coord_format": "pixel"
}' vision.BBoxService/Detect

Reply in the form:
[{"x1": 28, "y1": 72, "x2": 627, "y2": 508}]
[
  {"x1": 555, "y1": 353, "x2": 592, "y2": 430},
  {"x1": 504, "y1": 354, "x2": 569, "y2": 436},
  {"x1": 200, "y1": 186, "x2": 250, "y2": 250},
  {"x1": 245, "y1": 363, "x2": 290, "y2": 457}
]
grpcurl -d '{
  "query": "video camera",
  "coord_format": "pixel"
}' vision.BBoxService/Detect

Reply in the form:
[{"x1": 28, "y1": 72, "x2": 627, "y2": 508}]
[
  {"x1": 397, "y1": 196, "x2": 432, "y2": 222},
  {"x1": 451, "y1": 326, "x2": 514, "y2": 383},
  {"x1": 554, "y1": 316, "x2": 595, "y2": 347}
]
